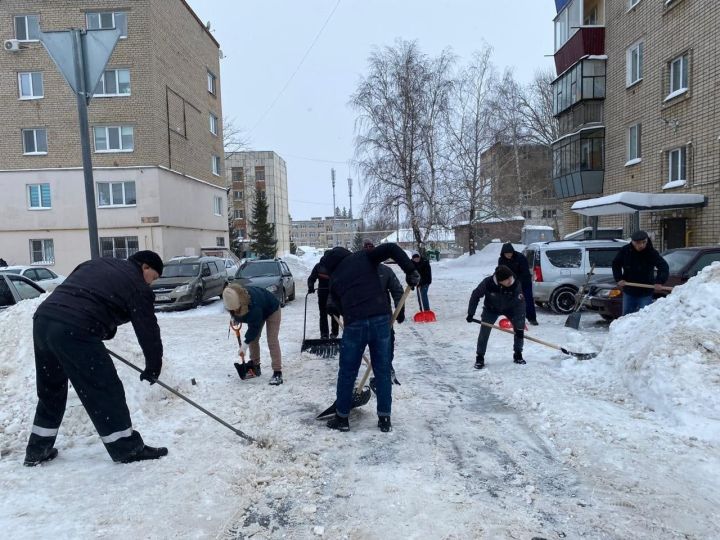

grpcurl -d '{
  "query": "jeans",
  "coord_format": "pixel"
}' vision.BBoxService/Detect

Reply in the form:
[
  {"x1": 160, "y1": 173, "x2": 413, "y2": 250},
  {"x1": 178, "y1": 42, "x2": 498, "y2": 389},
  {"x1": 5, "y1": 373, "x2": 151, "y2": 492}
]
[
  {"x1": 418, "y1": 285, "x2": 431, "y2": 310},
  {"x1": 336, "y1": 314, "x2": 392, "y2": 417},
  {"x1": 476, "y1": 308, "x2": 525, "y2": 357},
  {"x1": 622, "y1": 293, "x2": 653, "y2": 316}
]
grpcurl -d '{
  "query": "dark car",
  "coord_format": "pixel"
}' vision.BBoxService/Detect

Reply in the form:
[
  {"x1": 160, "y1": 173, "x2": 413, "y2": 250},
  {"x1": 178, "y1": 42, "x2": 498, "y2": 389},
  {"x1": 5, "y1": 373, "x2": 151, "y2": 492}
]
[
  {"x1": 232, "y1": 259, "x2": 295, "y2": 306},
  {"x1": 0, "y1": 273, "x2": 45, "y2": 311},
  {"x1": 583, "y1": 246, "x2": 720, "y2": 320}
]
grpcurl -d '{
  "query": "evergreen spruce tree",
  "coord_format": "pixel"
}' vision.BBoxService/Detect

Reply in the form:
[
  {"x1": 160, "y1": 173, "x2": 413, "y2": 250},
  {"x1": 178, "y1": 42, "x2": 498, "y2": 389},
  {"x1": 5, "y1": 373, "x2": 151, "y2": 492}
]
[
  {"x1": 352, "y1": 231, "x2": 364, "y2": 252},
  {"x1": 249, "y1": 190, "x2": 277, "y2": 259}
]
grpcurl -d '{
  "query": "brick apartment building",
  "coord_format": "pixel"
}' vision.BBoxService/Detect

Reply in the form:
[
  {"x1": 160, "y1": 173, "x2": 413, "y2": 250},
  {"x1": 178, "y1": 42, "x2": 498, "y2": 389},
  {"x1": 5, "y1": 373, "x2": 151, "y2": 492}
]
[
  {"x1": 225, "y1": 151, "x2": 290, "y2": 256},
  {"x1": 0, "y1": 0, "x2": 227, "y2": 274},
  {"x1": 291, "y1": 216, "x2": 363, "y2": 250},
  {"x1": 551, "y1": 0, "x2": 718, "y2": 249}
]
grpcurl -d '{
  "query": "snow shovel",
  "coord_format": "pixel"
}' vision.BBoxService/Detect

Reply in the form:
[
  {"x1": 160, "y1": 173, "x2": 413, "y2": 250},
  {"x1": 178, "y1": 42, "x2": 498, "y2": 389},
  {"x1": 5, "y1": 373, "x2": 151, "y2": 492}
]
[
  {"x1": 316, "y1": 286, "x2": 412, "y2": 419},
  {"x1": 564, "y1": 264, "x2": 596, "y2": 330},
  {"x1": 229, "y1": 320, "x2": 257, "y2": 380},
  {"x1": 471, "y1": 319, "x2": 598, "y2": 360},
  {"x1": 300, "y1": 291, "x2": 341, "y2": 358},
  {"x1": 413, "y1": 287, "x2": 437, "y2": 323}
]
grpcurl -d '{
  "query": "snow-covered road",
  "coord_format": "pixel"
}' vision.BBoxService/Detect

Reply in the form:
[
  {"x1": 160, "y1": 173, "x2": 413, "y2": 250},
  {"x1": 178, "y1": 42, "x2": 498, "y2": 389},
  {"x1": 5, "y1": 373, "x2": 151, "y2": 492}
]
[{"x1": 1, "y1": 245, "x2": 718, "y2": 539}]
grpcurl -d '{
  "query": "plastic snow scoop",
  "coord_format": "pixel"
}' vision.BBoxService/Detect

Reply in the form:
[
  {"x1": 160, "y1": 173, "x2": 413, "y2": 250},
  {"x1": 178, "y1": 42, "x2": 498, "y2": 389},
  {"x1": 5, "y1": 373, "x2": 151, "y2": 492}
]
[
  {"x1": 413, "y1": 287, "x2": 437, "y2": 323},
  {"x1": 229, "y1": 320, "x2": 258, "y2": 380},
  {"x1": 471, "y1": 319, "x2": 598, "y2": 360},
  {"x1": 108, "y1": 349, "x2": 256, "y2": 444},
  {"x1": 316, "y1": 286, "x2": 412, "y2": 419},
  {"x1": 564, "y1": 264, "x2": 596, "y2": 330},
  {"x1": 300, "y1": 291, "x2": 341, "y2": 358},
  {"x1": 499, "y1": 317, "x2": 528, "y2": 331}
]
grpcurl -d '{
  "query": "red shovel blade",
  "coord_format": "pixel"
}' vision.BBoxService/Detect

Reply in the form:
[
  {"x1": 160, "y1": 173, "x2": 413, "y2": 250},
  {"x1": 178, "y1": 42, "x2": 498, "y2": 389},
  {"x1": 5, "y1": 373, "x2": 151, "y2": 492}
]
[
  {"x1": 498, "y1": 317, "x2": 528, "y2": 331},
  {"x1": 413, "y1": 310, "x2": 437, "y2": 323}
]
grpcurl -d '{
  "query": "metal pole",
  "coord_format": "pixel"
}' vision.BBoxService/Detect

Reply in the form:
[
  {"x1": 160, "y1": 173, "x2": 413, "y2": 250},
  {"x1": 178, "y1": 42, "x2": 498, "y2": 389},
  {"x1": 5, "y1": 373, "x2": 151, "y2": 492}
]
[
  {"x1": 396, "y1": 203, "x2": 400, "y2": 244},
  {"x1": 72, "y1": 29, "x2": 100, "y2": 259}
]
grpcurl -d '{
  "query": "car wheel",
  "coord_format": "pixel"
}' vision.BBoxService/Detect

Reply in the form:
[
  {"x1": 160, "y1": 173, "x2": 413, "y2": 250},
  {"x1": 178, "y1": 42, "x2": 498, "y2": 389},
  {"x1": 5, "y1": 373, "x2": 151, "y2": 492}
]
[
  {"x1": 280, "y1": 288, "x2": 287, "y2": 308},
  {"x1": 549, "y1": 285, "x2": 578, "y2": 314},
  {"x1": 192, "y1": 287, "x2": 204, "y2": 308}
]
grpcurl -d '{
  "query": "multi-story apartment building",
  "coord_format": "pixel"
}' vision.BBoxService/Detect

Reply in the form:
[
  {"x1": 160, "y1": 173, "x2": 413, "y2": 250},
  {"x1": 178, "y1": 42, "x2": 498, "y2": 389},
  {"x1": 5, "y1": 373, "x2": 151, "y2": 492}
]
[
  {"x1": 551, "y1": 0, "x2": 718, "y2": 249},
  {"x1": 226, "y1": 151, "x2": 290, "y2": 256},
  {"x1": 291, "y1": 216, "x2": 363, "y2": 250},
  {"x1": 482, "y1": 142, "x2": 562, "y2": 236},
  {"x1": 0, "y1": 0, "x2": 227, "y2": 275}
]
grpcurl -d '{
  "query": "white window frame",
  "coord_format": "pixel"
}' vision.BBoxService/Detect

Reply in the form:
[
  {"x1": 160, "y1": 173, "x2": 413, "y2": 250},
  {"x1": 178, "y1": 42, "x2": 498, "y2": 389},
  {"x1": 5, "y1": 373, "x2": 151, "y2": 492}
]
[
  {"x1": 668, "y1": 147, "x2": 686, "y2": 183},
  {"x1": 627, "y1": 0, "x2": 641, "y2": 10},
  {"x1": 216, "y1": 237, "x2": 225, "y2": 247},
  {"x1": 27, "y1": 183, "x2": 51, "y2": 210},
  {"x1": 29, "y1": 239, "x2": 54, "y2": 265},
  {"x1": 18, "y1": 72, "x2": 44, "y2": 100},
  {"x1": 212, "y1": 155, "x2": 221, "y2": 176},
  {"x1": 626, "y1": 124, "x2": 642, "y2": 165},
  {"x1": 22, "y1": 128, "x2": 48, "y2": 155},
  {"x1": 666, "y1": 54, "x2": 689, "y2": 100},
  {"x1": 93, "y1": 126, "x2": 134, "y2": 153},
  {"x1": 626, "y1": 40, "x2": 644, "y2": 87},
  {"x1": 213, "y1": 196, "x2": 223, "y2": 216},
  {"x1": 234, "y1": 209, "x2": 244, "y2": 219},
  {"x1": 14, "y1": 15, "x2": 39, "y2": 42},
  {"x1": 207, "y1": 71, "x2": 217, "y2": 95},
  {"x1": 94, "y1": 68, "x2": 131, "y2": 97},
  {"x1": 100, "y1": 236, "x2": 139, "y2": 259},
  {"x1": 97, "y1": 181, "x2": 136, "y2": 207},
  {"x1": 209, "y1": 113, "x2": 219, "y2": 136},
  {"x1": 86, "y1": 11, "x2": 128, "y2": 38}
]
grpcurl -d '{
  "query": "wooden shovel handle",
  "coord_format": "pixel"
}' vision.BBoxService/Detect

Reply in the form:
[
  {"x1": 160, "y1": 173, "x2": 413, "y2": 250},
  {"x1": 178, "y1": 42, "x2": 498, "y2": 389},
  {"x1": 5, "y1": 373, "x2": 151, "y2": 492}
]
[
  {"x1": 473, "y1": 319, "x2": 563, "y2": 352},
  {"x1": 622, "y1": 281, "x2": 673, "y2": 291}
]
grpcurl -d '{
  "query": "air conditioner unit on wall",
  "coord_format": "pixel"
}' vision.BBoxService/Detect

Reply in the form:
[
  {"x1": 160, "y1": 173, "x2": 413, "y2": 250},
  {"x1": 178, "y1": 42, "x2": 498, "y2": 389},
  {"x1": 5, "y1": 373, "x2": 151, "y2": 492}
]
[{"x1": 4, "y1": 39, "x2": 22, "y2": 52}]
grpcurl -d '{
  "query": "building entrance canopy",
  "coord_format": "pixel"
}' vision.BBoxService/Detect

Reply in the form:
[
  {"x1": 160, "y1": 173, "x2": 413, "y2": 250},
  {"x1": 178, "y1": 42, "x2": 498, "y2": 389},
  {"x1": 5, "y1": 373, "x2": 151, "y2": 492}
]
[{"x1": 571, "y1": 191, "x2": 707, "y2": 216}]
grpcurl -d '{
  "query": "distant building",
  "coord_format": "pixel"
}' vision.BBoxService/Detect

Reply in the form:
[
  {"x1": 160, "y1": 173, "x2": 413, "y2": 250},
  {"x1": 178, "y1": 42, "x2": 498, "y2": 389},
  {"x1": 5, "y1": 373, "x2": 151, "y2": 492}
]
[
  {"x1": 379, "y1": 228, "x2": 456, "y2": 253},
  {"x1": 453, "y1": 217, "x2": 525, "y2": 252},
  {"x1": 226, "y1": 151, "x2": 290, "y2": 256},
  {"x1": 0, "y1": 0, "x2": 227, "y2": 274},
  {"x1": 291, "y1": 216, "x2": 363, "y2": 250}
]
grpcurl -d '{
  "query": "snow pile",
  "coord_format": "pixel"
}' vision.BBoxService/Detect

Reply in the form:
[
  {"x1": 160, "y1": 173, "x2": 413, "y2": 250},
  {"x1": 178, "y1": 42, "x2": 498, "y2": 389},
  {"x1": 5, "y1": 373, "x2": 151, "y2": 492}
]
[
  {"x1": 594, "y1": 262, "x2": 720, "y2": 441},
  {"x1": 283, "y1": 252, "x2": 319, "y2": 282}
]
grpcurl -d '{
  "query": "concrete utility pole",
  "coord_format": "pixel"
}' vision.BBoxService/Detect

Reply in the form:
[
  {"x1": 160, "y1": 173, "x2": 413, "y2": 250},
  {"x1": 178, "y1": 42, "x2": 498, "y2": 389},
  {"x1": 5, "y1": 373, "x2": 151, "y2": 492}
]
[
  {"x1": 39, "y1": 28, "x2": 122, "y2": 259},
  {"x1": 347, "y1": 177, "x2": 353, "y2": 220},
  {"x1": 331, "y1": 168, "x2": 336, "y2": 246}
]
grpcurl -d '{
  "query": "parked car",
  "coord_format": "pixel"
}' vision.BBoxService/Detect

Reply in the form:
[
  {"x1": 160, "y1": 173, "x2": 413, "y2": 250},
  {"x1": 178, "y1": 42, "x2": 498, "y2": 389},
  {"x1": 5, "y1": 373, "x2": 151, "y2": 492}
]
[
  {"x1": 151, "y1": 256, "x2": 227, "y2": 309},
  {"x1": 583, "y1": 246, "x2": 720, "y2": 320},
  {"x1": 524, "y1": 239, "x2": 627, "y2": 314},
  {"x1": 231, "y1": 259, "x2": 295, "y2": 306},
  {"x1": 0, "y1": 273, "x2": 45, "y2": 311},
  {"x1": 0, "y1": 266, "x2": 65, "y2": 291}
]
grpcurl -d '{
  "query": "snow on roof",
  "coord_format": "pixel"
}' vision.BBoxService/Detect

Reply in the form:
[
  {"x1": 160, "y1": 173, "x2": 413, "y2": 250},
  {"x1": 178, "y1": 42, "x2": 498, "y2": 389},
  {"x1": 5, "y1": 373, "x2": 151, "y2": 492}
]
[
  {"x1": 380, "y1": 227, "x2": 455, "y2": 244},
  {"x1": 455, "y1": 216, "x2": 524, "y2": 226},
  {"x1": 522, "y1": 225, "x2": 554, "y2": 230},
  {"x1": 572, "y1": 191, "x2": 707, "y2": 216}
]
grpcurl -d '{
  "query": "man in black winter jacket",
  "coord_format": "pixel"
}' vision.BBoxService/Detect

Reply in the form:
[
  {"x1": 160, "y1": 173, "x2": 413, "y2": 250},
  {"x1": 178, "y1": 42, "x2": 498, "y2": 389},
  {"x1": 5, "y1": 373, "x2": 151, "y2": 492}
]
[
  {"x1": 24, "y1": 251, "x2": 167, "y2": 466},
  {"x1": 321, "y1": 243, "x2": 419, "y2": 433},
  {"x1": 411, "y1": 252, "x2": 432, "y2": 310},
  {"x1": 499, "y1": 242, "x2": 537, "y2": 325},
  {"x1": 307, "y1": 253, "x2": 339, "y2": 339},
  {"x1": 466, "y1": 265, "x2": 526, "y2": 369},
  {"x1": 612, "y1": 230, "x2": 669, "y2": 316}
]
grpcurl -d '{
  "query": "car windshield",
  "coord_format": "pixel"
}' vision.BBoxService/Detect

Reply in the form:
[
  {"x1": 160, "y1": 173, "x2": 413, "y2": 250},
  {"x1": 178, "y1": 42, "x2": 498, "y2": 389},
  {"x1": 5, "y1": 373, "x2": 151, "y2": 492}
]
[
  {"x1": 0, "y1": 269, "x2": 21, "y2": 274},
  {"x1": 162, "y1": 263, "x2": 200, "y2": 278},
  {"x1": 238, "y1": 262, "x2": 279, "y2": 277},
  {"x1": 663, "y1": 250, "x2": 696, "y2": 274}
]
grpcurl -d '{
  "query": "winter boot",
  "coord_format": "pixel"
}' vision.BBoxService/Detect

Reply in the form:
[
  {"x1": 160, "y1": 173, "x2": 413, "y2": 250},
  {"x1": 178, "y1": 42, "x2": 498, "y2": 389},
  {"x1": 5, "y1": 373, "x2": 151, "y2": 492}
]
[
  {"x1": 327, "y1": 414, "x2": 349, "y2": 432},
  {"x1": 118, "y1": 445, "x2": 168, "y2": 464},
  {"x1": 23, "y1": 447, "x2": 59, "y2": 467},
  {"x1": 378, "y1": 416, "x2": 392, "y2": 433},
  {"x1": 268, "y1": 371, "x2": 283, "y2": 385},
  {"x1": 252, "y1": 363, "x2": 261, "y2": 377},
  {"x1": 474, "y1": 355, "x2": 485, "y2": 369},
  {"x1": 513, "y1": 352, "x2": 526, "y2": 365},
  {"x1": 528, "y1": 319, "x2": 539, "y2": 326},
  {"x1": 330, "y1": 333, "x2": 339, "y2": 339}
]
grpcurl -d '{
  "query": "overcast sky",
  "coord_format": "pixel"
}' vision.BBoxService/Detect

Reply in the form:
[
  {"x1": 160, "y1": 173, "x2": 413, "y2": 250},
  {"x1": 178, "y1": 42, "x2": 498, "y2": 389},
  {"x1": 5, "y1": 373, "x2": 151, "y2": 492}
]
[{"x1": 187, "y1": 0, "x2": 557, "y2": 221}]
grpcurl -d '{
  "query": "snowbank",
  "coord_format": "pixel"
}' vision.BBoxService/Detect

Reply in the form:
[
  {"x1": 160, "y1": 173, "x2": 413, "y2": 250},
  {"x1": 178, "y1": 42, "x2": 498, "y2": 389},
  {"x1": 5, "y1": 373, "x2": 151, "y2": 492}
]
[{"x1": 435, "y1": 241, "x2": 525, "y2": 283}]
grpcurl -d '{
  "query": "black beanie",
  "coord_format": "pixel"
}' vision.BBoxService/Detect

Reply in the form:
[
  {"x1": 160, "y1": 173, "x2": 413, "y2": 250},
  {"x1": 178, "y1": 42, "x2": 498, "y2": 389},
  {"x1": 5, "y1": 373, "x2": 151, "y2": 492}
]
[
  {"x1": 495, "y1": 265, "x2": 514, "y2": 282},
  {"x1": 500, "y1": 242, "x2": 514, "y2": 255},
  {"x1": 129, "y1": 250, "x2": 164, "y2": 276}
]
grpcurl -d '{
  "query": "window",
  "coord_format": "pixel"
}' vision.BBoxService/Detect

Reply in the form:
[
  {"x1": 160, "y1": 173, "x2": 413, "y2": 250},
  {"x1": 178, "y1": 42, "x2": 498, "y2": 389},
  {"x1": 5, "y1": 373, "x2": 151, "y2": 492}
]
[
  {"x1": 207, "y1": 71, "x2": 217, "y2": 95},
  {"x1": 97, "y1": 181, "x2": 136, "y2": 206},
  {"x1": 255, "y1": 166, "x2": 266, "y2": 181},
  {"x1": 15, "y1": 15, "x2": 39, "y2": 41},
  {"x1": 627, "y1": 0, "x2": 641, "y2": 9},
  {"x1": 86, "y1": 12, "x2": 128, "y2": 38},
  {"x1": 588, "y1": 248, "x2": 622, "y2": 268},
  {"x1": 94, "y1": 126, "x2": 134, "y2": 152},
  {"x1": 234, "y1": 209, "x2": 244, "y2": 219},
  {"x1": 522, "y1": 210, "x2": 532, "y2": 219},
  {"x1": 94, "y1": 69, "x2": 130, "y2": 96},
  {"x1": 626, "y1": 41, "x2": 644, "y2": 87},
  {"x1": 18, "y1": 72, "x2": 44, "y2": 99},
  {"x1": 667, "y1": 54, "x2": 688, "y2": 98},
  {"x1": 233, "y1": 190, "x2": 243, "y2": 200},
  {"x1": 216, "y1": 237, "x2": 225, "y2": 247},
  {"x1": 546, "y1": 249, "x2": 581, "y2": 268},
  {"x1": 34, "y1": 268, "x2": 57, "y2": 281},
  {"x1": 209, "y1": 113, "x2": 219, "y2": 135},
  {"x1": 668, "y1": 147, "x2": 686, "y2": 182},
  {"x1": 627, "y1": 124, "x2": 641, "y2": 163},
  {"x1": 542, "y1": 209, "x2": 557, "y2": 219},
  {"x1": 100, "y1": 236, "x2": 138, "y2": 259},
  {"x1": 552, "y1": 59, "x2": 605, "y2": 115},
  {"x1": 22, "y1": 129, "x2": 48, "y2": 155},
  {"x1": 212, "y1": 155, "x2": 221, "y2": 176},
  {"x1": 27, "y1": 183, "x2": 51, "y2": 209},
  {"x1": 30, "y1": 239, "x2": 54, "y2": 264},
  {"x1": 232, "y1": 167, "x2": 244, "y2": 182},
  {"x1": 213, "y1": 196, "x2": 223, "y2": 215},
  {"x1": 687, "y1": 252, "x2": 720, "y2": 277}
]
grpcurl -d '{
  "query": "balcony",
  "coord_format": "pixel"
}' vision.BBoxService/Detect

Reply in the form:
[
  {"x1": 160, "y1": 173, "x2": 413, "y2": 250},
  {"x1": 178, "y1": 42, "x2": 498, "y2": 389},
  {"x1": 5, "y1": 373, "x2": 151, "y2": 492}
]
[
  {"x1": 552, "y1": 128, "x2": 604, "y2": 199},
  {"x1": 555, "y1": 27, "x2": 605, "y2": 74},
  {"x1": 558, "y1": 101, "x2": 604, "y2": 136}
]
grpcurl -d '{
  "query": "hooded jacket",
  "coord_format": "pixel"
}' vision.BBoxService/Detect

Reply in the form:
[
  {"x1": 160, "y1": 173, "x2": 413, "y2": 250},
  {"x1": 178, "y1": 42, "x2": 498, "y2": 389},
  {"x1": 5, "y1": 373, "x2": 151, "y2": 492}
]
[
  {"x1": 467, "y1": 274, "x2": 525, "y2": 317},
  {"x1": 321, "y1": 244, "x2": 415, "y2": 325},
  {"x1": 611, "y1": 238, "x2": 669, "y2": 297},
  {"x1": 498, "y1": 243, "x2": 532, "y2": 287},
  {"x1": 413, "y1": 256, "x2": 432, "y2": 286},
  {"x1": 230, "y1": 285, "x2": 281, "y2": 344}
]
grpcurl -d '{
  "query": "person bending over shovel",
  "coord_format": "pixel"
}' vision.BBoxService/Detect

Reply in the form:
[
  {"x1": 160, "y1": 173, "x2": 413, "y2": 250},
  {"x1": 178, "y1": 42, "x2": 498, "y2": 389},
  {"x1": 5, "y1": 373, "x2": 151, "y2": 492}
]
[
  {"x1": 223, "y1": 283, "x2": 284, "y2": 385},
  {"x1": 321, "y1": 243, "x2": 419, "y2": 433},
  {"x1": 466, "y1": 265, "x2": 526, "y2": 369}
]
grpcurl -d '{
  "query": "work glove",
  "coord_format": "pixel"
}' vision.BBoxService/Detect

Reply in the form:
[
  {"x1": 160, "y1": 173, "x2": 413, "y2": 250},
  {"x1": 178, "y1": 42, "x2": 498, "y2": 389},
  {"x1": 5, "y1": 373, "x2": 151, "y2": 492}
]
[
  {"x1": 466, "y1": 315, "x2": 474, "y2": 323},
  {"x1": 406, "y1": 270, "x2": 421, "y2": 289},
  {"x1": 238, "y1": 341, "x2": 248, "y2": 358},
  {"x1": 308, "y1": 284, "x2": 315, "y2": 294},
  {"x1": 396, "y1": 309, "x2": 405, "y2": 324},
  {"x1": 140, "y1": 361, "x2": 162, "y2": 385}
]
